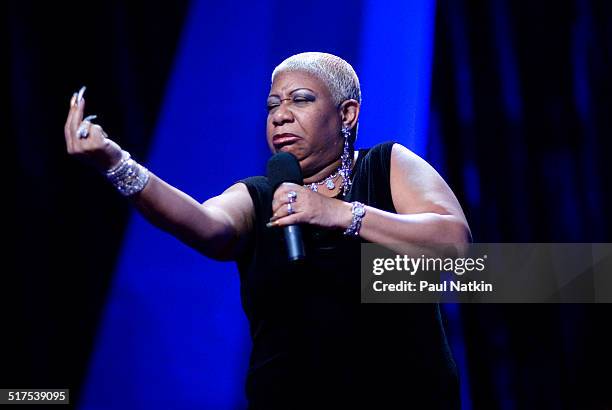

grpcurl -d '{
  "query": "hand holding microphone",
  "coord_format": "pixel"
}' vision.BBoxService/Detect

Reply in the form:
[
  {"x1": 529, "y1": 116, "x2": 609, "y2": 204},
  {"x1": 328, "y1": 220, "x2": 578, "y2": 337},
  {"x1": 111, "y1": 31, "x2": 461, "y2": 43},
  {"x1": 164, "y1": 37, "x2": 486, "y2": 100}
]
[
  {"x1": 266, "y1": 152, "x2": 356, "y2": 262},
  {"x1": 267, "y1": 152, "x2": 306, "y2": 262}
]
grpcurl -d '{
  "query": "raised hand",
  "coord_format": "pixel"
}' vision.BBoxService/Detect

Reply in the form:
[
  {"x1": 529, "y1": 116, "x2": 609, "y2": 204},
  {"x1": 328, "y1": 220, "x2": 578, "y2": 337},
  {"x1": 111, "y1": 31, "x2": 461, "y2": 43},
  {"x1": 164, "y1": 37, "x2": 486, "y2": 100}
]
[{"x1": 63, "y1": 86, "x2": 124, "y2": 172}]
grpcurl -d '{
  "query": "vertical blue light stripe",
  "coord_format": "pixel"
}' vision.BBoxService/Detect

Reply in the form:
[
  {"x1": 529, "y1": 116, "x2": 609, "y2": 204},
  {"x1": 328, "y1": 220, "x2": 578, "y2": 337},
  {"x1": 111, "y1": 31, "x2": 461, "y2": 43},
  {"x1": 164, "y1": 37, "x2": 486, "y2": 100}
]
[
  {"x1": 359, "y1": 2, "x2": 472, "y2": 408},
  {"x1": 357, "y1": 0, "x2": 436, "y2": 156},
  {"x1": 79, "y1": 1, "x2": 272, "y2": 408}
]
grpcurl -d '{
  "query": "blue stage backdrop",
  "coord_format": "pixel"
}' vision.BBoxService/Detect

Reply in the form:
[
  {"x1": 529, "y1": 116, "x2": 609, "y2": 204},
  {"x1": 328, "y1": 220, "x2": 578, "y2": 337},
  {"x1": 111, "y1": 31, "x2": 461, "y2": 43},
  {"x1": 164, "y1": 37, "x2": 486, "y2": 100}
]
[{"x1": 78, "y1": 0, "x2": 441, "y2": 408}]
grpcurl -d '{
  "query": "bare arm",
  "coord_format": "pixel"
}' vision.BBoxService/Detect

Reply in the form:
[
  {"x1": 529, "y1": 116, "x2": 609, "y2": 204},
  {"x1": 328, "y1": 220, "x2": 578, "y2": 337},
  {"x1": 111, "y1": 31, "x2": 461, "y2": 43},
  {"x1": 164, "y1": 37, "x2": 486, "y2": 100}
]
[
  {"x1": 63, "y1": 88, "x2": 254, "y2": 261},
  {"x1": 129, "y1": 177, "x2": 254, "y2": 261},
  {"x1": 270, "y1": 143, "x2": 471, "y2": 255},
  {"x1": 355, "y1": 143, "x2": 471, "y2": 252}
]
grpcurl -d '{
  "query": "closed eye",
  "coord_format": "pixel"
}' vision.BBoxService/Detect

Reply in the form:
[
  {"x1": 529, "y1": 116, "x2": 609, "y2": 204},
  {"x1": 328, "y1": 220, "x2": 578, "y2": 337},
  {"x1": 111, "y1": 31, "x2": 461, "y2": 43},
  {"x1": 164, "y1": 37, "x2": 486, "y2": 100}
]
[{"x1": 266, "y1": 95, "x2": 314, "y2": 112}]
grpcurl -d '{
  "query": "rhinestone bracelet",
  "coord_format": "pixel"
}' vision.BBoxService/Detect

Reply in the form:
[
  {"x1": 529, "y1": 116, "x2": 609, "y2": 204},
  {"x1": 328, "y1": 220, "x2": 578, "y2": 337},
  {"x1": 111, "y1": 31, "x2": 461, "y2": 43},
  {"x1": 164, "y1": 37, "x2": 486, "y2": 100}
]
[
  {"x1": 106, "y1": 150, "x2": 131, "y2": 177},
  {"x1": 344, "y1": 201, "x2": 366, "y2": 236},
  {"x1": 105, "y1": 150, "x2": 150, "y2": 196}
]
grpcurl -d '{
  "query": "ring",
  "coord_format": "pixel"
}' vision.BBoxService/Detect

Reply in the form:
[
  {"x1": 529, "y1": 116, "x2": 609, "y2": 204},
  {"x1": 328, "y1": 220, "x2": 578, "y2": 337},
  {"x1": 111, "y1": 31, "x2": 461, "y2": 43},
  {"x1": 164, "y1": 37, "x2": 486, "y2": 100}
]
[
  {"x1": 77, "y1": 124, "x2": 90, "y2": 139},
  {"x1": 288, "y1": 191, "x2": 297, "y2": 203},
  {"x1": 77, "y1": 115, "x2": 98, "y2": 139},
  {"x1": 287, "y1": 203, "x2": 294, "y2": 215}
]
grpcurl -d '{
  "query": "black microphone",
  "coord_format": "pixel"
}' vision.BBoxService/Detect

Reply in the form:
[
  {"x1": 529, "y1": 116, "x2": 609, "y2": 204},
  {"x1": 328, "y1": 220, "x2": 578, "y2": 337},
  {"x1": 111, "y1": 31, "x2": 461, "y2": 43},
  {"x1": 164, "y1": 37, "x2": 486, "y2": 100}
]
[{"x1": 267, "y1": 152, "x2": 306, "y2": 262}]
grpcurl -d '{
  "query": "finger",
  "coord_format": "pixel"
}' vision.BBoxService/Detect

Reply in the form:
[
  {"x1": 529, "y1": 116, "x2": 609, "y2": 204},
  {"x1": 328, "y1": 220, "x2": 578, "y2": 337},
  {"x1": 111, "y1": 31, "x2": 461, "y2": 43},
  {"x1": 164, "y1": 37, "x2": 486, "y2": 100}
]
[
  {"x1": 272, "y1": 196, "x2": 300, "y2": 215},
  {"x1": 267, "y1": 213, "x2": 301, "y2": 228},
  {"x1": 64, "y1": 92, "x2": 78, "y2": 150},
  {"x1": 270, "y1": 202, "x2": 299, "y2": 221},
  {"x1": 271, "y1": 193, "x2": 284, "y2": 210},
  {"x1": 274, "y1": 182, "x2": 301, "y2": 198},
  {"x1": 76, "y1": 120, "x2": 93, "y2": 139},
  {"x1": 66, "y1": 91, "x2": 80, "y2": 132},
  {"x1": 271, "y1": 197, "x2": 292, "y2": 215},
  {"x1": 70, "y1": 86, "x2": 87, "y2": 135},
  {"x1": 272, "y1": 182, "x2": 300, "y2": 196},
  {"x1": 272, "y1": 185, "x2": 303, "y2": 208},
  {"x1": 77, "y1": 85, "x2": 86, "y2": 105},
  {"x1": 68, "y1": 88, "x2": 83, "y2": 138},
  {"x1": 75, "y1": 115, "x2": 98, "y2": 140},
  {"x1": 65, "y1": 93, "x2": 77, "y2": 132},
  {"x1": 67, "y1": 92, "x2": 77, "y2": 116}
]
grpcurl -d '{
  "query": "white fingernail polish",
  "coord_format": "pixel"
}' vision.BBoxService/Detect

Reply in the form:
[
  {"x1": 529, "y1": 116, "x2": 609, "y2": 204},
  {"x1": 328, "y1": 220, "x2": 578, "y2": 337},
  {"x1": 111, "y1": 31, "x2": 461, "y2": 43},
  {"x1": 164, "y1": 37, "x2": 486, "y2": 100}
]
[
  {"x1": 83, "y1": 115, "x2": 97, "y2": 122},
  {"x1": 77, "y1": 86, "x2": 86, "y2": 103}
]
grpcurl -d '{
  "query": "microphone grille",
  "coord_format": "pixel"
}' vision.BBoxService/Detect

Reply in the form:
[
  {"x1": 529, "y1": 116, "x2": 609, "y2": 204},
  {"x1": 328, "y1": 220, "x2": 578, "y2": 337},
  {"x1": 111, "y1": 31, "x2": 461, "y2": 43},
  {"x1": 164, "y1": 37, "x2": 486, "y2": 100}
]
[{"x1": 266, "y1": 152, "x2": 303, "y2": 191}]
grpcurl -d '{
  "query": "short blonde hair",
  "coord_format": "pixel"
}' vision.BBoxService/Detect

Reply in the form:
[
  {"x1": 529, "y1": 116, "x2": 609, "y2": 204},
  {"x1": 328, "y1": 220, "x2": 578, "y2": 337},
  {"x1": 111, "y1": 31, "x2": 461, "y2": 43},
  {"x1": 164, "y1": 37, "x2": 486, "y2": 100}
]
[{"x1": 271, "y1": 52, "x2": 362, "y2": 106}]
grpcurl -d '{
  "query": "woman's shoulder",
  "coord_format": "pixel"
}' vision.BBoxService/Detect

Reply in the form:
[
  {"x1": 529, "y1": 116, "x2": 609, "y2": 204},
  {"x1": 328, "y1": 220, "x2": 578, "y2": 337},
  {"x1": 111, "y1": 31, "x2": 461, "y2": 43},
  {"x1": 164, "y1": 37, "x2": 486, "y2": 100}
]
[
  {"x1": 237, "y1": 175, "x2": 269, "y2": 188},
  {"x1": 362, "y1": 140, "x2": 398, "y2": 154},
  {"x1": 358, "y1": 140, "x2": 398, "y2": 165},
  {"x1": 235, "y1": 176, "x2": 272, "y2": 210},
  {"x1": 373, "y1": 140, "x2": 399, "y2": 150}
]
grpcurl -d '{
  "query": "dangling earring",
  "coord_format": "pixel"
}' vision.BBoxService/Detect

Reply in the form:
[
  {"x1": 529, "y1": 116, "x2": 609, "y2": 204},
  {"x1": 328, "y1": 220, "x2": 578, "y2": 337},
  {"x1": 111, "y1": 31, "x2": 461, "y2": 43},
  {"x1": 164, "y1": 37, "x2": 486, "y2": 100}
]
[{"x1": 338, "y1": 125, "x2": 352, "y2": 197}]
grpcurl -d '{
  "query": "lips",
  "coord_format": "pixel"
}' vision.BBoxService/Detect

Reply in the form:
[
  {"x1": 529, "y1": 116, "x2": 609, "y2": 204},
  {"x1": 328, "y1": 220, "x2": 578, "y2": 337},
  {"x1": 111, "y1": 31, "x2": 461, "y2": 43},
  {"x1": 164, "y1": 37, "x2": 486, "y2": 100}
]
[{"x1": 272, "y1": 133, "x2": 301, "y2": 149}]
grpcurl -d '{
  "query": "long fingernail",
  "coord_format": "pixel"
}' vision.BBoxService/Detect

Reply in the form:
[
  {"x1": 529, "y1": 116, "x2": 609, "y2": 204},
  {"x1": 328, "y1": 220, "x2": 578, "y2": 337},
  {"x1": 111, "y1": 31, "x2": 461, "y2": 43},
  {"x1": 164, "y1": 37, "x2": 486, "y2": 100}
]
[
  {"x1": 83, "y1": 114, "x2": 97, "y2": 122},
  {"x1": 77, "y1": 86, "x2": 86, "y2": 104},
  {"x1": 71, "y1": 93, "x2": 77, "y2": 106},
  {"x1": 266, "y1": 222, "x2": 275, "y2": 228}
]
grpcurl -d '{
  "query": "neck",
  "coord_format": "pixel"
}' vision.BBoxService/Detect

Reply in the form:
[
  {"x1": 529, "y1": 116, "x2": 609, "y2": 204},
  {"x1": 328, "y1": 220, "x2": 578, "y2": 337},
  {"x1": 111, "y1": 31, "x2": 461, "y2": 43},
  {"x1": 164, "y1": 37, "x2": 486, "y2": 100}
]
[{"x1": 303, "y1": 158, "x2": 343, "y2": 185}]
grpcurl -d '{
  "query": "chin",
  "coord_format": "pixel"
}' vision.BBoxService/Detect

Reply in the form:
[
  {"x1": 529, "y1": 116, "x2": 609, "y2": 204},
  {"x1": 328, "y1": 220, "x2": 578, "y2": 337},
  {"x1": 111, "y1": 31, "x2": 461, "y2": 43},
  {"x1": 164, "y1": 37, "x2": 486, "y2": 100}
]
[{"x1": 277, "y1": 144, "x2": 301, "y2": 157}]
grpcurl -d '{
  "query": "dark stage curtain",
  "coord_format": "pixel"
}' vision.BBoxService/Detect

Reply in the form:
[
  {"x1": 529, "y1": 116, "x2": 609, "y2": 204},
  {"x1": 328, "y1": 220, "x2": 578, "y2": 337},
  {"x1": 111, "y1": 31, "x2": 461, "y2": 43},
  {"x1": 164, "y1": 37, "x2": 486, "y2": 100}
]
[
  {"x1": 430, "y1": 1, "x2": 612, "y2": 408},
  {"x1": 3, "y1": 0, "x2": 189, "y2": 404}
]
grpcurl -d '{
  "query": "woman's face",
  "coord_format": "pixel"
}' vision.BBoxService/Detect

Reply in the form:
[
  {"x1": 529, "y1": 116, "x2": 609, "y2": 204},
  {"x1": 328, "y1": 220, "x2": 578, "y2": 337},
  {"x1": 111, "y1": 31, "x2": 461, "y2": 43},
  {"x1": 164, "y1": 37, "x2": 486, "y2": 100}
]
[{"x1": 266, "y1": 70, "x2": 343, "y2": 177}]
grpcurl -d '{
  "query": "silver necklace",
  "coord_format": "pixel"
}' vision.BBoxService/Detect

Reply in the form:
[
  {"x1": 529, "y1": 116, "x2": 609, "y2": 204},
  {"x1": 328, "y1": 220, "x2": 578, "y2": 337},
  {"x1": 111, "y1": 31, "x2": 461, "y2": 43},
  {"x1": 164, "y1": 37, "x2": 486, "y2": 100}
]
[
  {"x1": 304, "y1": 169, "x2": 341, "y2": 192},
  {"x1": 305, "y1": 138, "x2": 354, "y2": 197}
]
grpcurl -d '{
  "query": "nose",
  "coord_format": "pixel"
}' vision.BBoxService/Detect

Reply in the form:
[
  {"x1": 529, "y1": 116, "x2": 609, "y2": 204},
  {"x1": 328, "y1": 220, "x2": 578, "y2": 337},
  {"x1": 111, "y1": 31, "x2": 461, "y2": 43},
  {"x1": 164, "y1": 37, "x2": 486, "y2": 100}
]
[{"x1": 271, "y1": 99, "x2": 295, "y2": 126}]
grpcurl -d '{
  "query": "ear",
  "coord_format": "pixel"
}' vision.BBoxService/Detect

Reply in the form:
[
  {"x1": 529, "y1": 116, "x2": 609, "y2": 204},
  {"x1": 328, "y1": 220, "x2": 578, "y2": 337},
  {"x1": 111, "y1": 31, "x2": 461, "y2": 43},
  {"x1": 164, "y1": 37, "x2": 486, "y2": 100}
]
[{"x1": 339, "y1": 99, "x2": 360, "y2": 131}]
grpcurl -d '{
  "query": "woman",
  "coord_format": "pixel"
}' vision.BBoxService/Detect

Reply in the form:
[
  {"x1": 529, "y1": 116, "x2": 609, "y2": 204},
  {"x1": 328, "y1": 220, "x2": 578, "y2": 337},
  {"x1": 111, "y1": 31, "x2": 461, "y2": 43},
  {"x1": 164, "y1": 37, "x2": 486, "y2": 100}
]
[{"x1": 64, "y1": 52, "x2": 470, "y2": 409}]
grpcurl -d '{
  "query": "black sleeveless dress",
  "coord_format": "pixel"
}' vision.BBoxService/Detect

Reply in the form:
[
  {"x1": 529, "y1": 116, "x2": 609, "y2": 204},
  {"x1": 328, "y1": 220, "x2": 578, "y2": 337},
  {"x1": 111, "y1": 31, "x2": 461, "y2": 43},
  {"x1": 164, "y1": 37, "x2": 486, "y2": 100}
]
[{"x1": 237, "y1": 142, "x2": 460, "y2": 409}]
